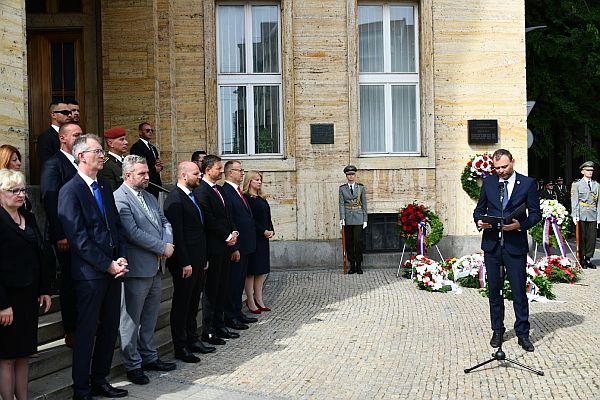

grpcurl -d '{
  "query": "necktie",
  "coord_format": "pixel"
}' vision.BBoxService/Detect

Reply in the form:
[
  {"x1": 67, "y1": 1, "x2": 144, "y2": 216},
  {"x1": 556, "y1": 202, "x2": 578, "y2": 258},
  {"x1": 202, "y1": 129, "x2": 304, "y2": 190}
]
[
  {"x1": 502, "y1": 181, "x2": 509, "y2": 210},
  {"x1": 350, "y1": 184, "x2": 354, "y2": 195},
  {"x1": 137, "y1": 191, "x2": 157, "y2": 225},
  {"x1": 188, "y1": 192, "x2": 204, "y2": 223},
  {"x1": 212, "y1": 185, "x2": 225, "y2": 206},
  {"x1": 588, "y1": 181, "x2": 592, "y2": 191},
  {"x1": 91, "y1": 181, "x2": 105, "y2": 219},
  {"x1": 237, "y1": 187, "x2": 250, "y2": 209}
]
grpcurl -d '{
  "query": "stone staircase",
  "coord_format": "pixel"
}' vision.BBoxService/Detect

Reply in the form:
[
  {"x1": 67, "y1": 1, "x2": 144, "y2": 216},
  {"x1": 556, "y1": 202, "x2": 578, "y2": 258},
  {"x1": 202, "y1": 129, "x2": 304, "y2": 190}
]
[{"x1": 28, "y1": 275, "x2": 175, "y2": 400}]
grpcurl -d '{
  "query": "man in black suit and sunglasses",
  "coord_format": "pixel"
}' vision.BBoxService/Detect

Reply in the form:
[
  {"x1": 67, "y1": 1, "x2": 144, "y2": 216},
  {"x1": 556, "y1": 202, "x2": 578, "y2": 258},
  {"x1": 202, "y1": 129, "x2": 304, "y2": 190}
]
[
  {"x1": 37, "y1": 102, "x2": 73, "y2": 170},
  {"x1": 130, "y1": 122, "x2": 163, "y2": 198}
]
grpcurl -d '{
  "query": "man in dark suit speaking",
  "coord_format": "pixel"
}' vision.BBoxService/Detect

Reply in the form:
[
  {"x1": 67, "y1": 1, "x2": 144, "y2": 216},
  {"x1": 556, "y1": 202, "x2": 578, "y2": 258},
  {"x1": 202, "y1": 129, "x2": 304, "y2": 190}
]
[
  {"x1": 58, "y1": 134, "x2": 129, "y2": 399},
  {"x1": 473, "y1": 148, "x2": 541, "y2": 352}
]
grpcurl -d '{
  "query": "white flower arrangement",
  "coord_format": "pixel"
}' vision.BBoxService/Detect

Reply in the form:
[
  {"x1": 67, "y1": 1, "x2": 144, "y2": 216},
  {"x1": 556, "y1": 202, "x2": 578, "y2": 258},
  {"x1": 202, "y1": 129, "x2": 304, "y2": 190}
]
[
  {"x1": 452, "y1": 253, "x2": 485, "y2": 279},
  {"x1": 469, "y1": 154, "x2": 495, "y2": 178},
  {"x1": 539, "y1": 199, "x2": 569, "y2": 225},
  {"x1": 405, "y1": 255, "x2": 451, "y2": 292}
]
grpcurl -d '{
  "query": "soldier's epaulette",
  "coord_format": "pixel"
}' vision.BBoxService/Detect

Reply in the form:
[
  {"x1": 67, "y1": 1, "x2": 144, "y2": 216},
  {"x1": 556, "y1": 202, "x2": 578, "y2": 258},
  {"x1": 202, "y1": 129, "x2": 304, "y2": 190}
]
[
  {"x1": 103, "y1": 156, "x2": 109, "y2": 163},
  {"x1": 340, "y1": 184, "x2": 346, "y2": 187}
]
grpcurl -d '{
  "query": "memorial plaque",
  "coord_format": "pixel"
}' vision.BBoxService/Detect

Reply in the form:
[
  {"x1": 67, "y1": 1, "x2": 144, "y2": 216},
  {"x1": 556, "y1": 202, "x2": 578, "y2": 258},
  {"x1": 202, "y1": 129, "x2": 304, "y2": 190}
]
[
  {"x1": 310, "y1": 124, "x2": 334, "y2": 144},
  {"x1": 468, "y1": 119, "x2": 498, "y2": 144}
]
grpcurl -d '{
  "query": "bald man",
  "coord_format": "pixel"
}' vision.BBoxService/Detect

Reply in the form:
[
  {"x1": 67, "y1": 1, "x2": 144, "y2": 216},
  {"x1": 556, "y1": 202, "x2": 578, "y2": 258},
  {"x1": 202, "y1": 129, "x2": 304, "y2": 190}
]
[{"x1": 163, "y1": 162, "x2": 212, "y2": 363}]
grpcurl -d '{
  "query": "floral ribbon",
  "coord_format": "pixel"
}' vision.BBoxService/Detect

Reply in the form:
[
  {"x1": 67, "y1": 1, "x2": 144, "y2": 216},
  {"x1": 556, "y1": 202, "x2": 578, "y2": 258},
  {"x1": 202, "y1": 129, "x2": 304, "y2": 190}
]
[
  {"x1": 542, "y1": 216, "x2": 567, "y2": 257},
  {"x1": 478, "y1": 263, "x2": 487, "y2": 288},
  {"x1": 416, "y1": 220, "x2": 427, "y2": 255}
]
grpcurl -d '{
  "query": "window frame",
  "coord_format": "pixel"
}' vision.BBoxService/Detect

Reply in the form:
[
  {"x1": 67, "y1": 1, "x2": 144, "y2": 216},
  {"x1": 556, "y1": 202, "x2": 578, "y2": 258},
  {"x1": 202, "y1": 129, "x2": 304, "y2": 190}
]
[
  {"x1": 358, "y1": 3, "x2": 421, "y2": 156},
  {"x1": 216, "y1": 2, "x2": 284, "y2": 158}
]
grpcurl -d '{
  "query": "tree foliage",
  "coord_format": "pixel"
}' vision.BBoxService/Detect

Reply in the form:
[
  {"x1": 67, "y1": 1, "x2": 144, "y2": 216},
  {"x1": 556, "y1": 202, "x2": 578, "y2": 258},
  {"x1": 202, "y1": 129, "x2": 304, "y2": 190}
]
[{"x1": 526, "y1": 0, "x2": 600, "y2": 162}]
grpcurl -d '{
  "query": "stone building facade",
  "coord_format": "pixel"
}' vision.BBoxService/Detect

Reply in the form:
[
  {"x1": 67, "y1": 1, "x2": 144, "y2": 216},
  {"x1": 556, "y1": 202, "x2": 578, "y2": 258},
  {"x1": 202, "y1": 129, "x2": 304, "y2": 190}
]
[{"x1": 0, "y1": 0, "x2": 528, "y2": 267}]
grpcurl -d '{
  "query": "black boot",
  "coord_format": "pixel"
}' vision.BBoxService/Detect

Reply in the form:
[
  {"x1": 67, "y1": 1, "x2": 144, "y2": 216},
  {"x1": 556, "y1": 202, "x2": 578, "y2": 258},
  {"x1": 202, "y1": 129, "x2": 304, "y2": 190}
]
[
  {"x1": 348, "y1": 262, "x2": 356, "y2": 274},
  {"x1": 580, "y1": 257, "x2": 588, "y2": 269},
  {"x1": 356, "y1": 262, "x2": 363, "y2": 274}
]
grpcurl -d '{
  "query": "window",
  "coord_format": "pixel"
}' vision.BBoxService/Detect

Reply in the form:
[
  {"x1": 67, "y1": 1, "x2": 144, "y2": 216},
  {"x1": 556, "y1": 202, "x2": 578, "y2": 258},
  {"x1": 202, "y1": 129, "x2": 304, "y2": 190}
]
[
  {"x1": 358, "y1": 4, "x2": 419, "y2": 155},
  {"x1": 217, "y1": 3, "x2": 282, "y2": 156}
]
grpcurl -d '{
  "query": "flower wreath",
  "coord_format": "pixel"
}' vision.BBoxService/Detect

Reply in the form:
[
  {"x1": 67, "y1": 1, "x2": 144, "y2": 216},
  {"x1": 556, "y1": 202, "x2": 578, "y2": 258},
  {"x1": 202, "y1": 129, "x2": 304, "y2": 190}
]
[
  {"x1": 461, "y1": 153, "x2": 496, "y2": 200},
  {"x1": 450, "y1": 253, "x2": 486, "y2": 288},
  {"x1": 479, "y1": 259, "x2": 555, "y2": 300},
  {"x1": 397, "y1": 202, "x2": 444, "y2": 250},
  {"x1": 404, "y1": 255, "x2": 452, "y2": 292},
  {"x1": 530, "y1": 200, "x2": 570, "y2": 248},
  {"x1": 535, "y1": 256, "x2": 579, "y2": 283}
]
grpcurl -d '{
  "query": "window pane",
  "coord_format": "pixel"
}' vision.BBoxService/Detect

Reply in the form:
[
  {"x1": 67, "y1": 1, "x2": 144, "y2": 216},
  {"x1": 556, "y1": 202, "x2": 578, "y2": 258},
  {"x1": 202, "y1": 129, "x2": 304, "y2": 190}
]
[
  {"x1": 254, "y1": 86, "x2": 280, "y2": 154},
  {"x1": 360, "y1": 85, "x2": 385, "y2": 152},
  {"x1": 218, "y1": 6, "x2": 245, "y2": 73},
  {"x1": 252, "y1": 6, "x2": 279, "y2": 73},
  {"x1": 391, "y1": 85, "x2": 417, "y2": 152},
  {"x1": 358, "y1": 6, "x2": 384, "y2": 73},
  {"x1": 220, "y1": 86, "x2": 247, "y2": 154},
  {"x1": 390, "y1": 6, "x2": 416, "y2": 72}
]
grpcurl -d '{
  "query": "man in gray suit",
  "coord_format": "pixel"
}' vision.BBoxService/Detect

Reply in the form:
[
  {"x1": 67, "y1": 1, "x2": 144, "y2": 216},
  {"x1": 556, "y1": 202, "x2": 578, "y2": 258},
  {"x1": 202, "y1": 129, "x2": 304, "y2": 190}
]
[
  {"x1": 339, "y1": 165, "x2": 368, "y2": 274},
  {"x1": 114, "y1": 155, "x2": 177, "y2": 385},
  {"x1": 571, "y1": 161, "x2": 600, "y2": 269}
]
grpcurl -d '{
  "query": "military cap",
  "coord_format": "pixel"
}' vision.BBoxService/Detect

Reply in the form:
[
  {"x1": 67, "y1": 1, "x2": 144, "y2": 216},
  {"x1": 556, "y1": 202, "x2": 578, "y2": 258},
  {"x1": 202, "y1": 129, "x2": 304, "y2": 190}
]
[
  {"x1": 580, "y1": 161, "x2": 594, "y2": 170},
  {"x1": 556, "y1": 176, "x2": 564, "y2": 181},
  {"x1": 545, "y1": 181, "x2": 554, "y2": 186},
  {"x1": 343, "y1": 165, "x2": 357, "y2": 174},
  {"x1": 104, "y1": 127, "x2": 126, "y2": 139}
]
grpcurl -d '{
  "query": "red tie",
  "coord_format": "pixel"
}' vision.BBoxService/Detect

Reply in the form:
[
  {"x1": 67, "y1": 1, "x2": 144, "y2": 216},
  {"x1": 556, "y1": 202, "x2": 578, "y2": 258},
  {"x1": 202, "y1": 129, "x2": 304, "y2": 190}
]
[
  {"x1": 212, "y1": 185, "x2": 225, "y2": 206},
  {"x1": 238, "y1": 187, "x2": 249, "y2": 209}
]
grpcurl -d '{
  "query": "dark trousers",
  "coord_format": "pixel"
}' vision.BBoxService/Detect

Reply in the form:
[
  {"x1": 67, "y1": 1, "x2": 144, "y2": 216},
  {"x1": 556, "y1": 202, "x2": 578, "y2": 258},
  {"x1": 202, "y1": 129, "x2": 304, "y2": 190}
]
[
  {"x1": 579, "y1": 220, "x2": 597, "y2": 259},
  {"x1": 72, "y1": 277, "x2": 121, "y2": 397},
  {"x1": 169, "y1": 265, "x2": 205, "y2": 351},
  {"x1": 56, "y1": 249, "x2": 77, "y2": 333},
  {"x1": 225, "y1": 252, "x2": 250, "y2": 321},
  {"x1": 484, "y1": 247, "x2": 529, "y2": 338},
  {"x1": 202, "y1": 251, "x2": 230, "y2": 334},
  {"x1": 344, "y1": 225, "x2": 364, "y2": 264}
]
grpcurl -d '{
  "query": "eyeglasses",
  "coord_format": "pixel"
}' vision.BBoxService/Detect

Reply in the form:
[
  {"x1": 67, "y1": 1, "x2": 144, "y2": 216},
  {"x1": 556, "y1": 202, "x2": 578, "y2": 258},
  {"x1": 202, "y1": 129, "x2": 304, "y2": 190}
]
[
  {"x1": 81, "y1": 149, "x2": 105, "y2": 156},
  {"x1": 230, "y1": 168, "x2": 245, "y2": 173},
  {"x1": 54, "y1": 110, "x2": 73, "y2": 116},
  {"x1": 143, "y1": 128, "x2": 154, "y2": 133},
  {"x1": 5, "y1": 187, "x2": 27, "y2": 195}
]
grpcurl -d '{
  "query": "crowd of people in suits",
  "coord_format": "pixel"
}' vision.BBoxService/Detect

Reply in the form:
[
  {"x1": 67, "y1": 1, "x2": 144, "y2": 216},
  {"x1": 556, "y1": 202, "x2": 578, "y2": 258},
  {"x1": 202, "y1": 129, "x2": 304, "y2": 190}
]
[{"x1": 0, "y1": 101, "x2": 274, "y2": 399}]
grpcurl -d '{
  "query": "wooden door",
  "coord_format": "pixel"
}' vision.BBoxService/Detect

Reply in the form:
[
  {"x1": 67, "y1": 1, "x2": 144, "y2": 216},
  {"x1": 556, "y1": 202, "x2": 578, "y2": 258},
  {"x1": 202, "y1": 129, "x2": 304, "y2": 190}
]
[{"x1": 27, "y1": 31, "x2": 84, "y2": 183}]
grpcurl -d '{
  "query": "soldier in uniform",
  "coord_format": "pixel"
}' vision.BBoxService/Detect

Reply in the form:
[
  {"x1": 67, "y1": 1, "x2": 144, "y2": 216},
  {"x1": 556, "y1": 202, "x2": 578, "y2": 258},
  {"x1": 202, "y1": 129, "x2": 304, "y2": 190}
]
[
  {"x1": 540, "y1": 181, "x2": 558, "y2": 200},
  {"x1": 571, "y1": 161, "x2": 600, "y2": 269},
  {"x1": 555, "y1": 177, "x2": 569, "y2": 210},
  {"x1": 98, "y1": 127, "x2": 129, "y2": 192},
  {"x1": 339, "y1": 165, "x2": 368, "y2": 274}
]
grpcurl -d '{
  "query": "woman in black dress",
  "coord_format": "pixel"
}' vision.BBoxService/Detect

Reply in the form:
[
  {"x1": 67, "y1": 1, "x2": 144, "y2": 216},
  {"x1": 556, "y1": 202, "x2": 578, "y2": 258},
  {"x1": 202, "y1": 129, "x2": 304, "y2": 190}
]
[
  {"x1": 0, "y1": 169, "x2": 51, "y2": 400},
  {"x1": 243, "y1": 171, "x2": 274, "y2": 312}
]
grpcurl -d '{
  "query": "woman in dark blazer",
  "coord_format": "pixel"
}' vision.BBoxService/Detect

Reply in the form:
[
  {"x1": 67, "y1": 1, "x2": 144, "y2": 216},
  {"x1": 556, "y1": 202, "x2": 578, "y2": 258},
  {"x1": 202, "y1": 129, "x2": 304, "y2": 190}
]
[
  {"x1": 0, "y1": 169, "x2": 51, "y2": 400},
  {"x1": 243, "y1": 171, "x2": 274, "y2": 312},
  {"x1": 0, "y1": 145, "x2": 32, "y2": 212}
]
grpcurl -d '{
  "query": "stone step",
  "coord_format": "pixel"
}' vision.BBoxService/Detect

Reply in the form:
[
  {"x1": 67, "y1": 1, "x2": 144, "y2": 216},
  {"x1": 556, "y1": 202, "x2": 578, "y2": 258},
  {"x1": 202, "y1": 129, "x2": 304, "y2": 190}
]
[{"x1": 28, "y1": 323, "x2": 176, "y2": 400}]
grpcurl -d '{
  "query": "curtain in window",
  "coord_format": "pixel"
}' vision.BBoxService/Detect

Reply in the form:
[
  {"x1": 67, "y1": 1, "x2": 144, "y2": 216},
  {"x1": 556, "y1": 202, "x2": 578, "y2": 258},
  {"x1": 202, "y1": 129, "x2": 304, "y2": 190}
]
[
  {"x1": 358, "y1": 6, "x2": 383, "y2": 73},
  {"x1": 390, "y1": 6, "x2": 416, "y2": 72},
  {"x1": 392, "y1": 85, "x2": 417, "y2": 152},
  {"x1": 252, "y1": 6, "x2": 279, "y2": 73},
  {"x1": 218, "y1": 6, "x2": 245, "y2": 73},
  {"x1": 254, "y1": 86, "x2": 280, "y2": 154},
  {"x1": 360, "y1": 85, "x2": 385, "y2": 153},
  {"x1": 220, "y1": 86, "x2": 247, "y2": 154}
]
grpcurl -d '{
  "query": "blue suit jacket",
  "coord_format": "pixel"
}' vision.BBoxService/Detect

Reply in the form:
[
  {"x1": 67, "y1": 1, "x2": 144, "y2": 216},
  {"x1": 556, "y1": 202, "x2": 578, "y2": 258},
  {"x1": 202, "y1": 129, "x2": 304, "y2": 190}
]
[
  {"x1": 473, "y1": 172, "x2": 541, "y2": 255},
  {"x1": 222, "y1": 182, "x2": 256, "y2": 256},
  {"x1": 58, "y1": 174, "x2": 127, "y2": 280}
]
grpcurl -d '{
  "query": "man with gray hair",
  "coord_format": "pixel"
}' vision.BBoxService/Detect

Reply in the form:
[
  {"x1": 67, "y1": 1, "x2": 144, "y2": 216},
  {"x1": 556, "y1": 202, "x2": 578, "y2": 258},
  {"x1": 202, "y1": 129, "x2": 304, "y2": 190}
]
[{"x1": 114, "y1": 155, "x2": 176, "y2": 384}]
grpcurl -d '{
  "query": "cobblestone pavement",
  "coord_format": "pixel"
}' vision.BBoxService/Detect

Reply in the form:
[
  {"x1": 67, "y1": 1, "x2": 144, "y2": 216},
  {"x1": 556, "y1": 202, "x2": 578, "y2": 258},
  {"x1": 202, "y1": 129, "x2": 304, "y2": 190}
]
[{"x1": 114, "y1": 266, "x2": 600, "y2": 400}]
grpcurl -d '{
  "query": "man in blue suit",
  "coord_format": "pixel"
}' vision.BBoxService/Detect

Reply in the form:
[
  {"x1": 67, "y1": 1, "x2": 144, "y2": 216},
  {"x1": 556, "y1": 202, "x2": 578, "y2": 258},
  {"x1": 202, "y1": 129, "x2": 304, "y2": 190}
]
[
  {"x1": 473, "y1": 148, "x2": 541, "y2": 352},
  {"x1": 58, "y1": 134, "x2": 129, "y2": 399}
]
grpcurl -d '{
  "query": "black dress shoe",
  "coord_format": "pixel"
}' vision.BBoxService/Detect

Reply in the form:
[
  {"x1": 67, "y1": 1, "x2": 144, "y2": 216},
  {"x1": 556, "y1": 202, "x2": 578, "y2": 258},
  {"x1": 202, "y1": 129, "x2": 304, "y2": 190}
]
[
  {"x1": 174, "y1": 348, "x2": 201, "y2": 363},
  {"x1": 356, "y1": 264, "x2": 364, "y2": 274},
  {"x1": 126, "y1": 368, "x2": 150, "y2": 385},
  {"x1": 238, "y1": 315, "x2": 258, "y2": 324},
  {"x1": 187, "y1": 340, "x2": 216, "y2": 354},
  {"x1": 216, "y1": 327, "x2": 240, "y2": 339},
  {"x1": 201, "y1": 333, "x2": 226, "y2": 345},
  {"x1": 225, "y1": 319, "x2": 250, "y2": 330},
  {"x1": 490, "y1": 330, "x2": 504, "y2": 348},
  {"x1": 518, "y1": 336, "x2": 535, "y2": 352},
  {"x1": 588, "y1": 261, "x2": 597, "y2": 269},
  {"x1": 348, "y1": 263, "x2": 356, "y2": 274},
  {"x1": 142, "y1": 358, "x2": 177, "y2": 371},
  {"x1": 90, "y1": 383, "x2": 128, "y2": 398}
]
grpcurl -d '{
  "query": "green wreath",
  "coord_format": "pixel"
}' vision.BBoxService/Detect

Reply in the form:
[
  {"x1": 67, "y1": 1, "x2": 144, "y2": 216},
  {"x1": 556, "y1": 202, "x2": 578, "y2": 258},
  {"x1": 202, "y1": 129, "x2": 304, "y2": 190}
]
[
  {"x1": 530, "y1": 220, "x2": 570, "y2": 248},
  {"x1": 397, "y1": 203, "x2": 444, "y2": 249},
  {"x1": 461, "y1": 154, "x2": 495, "y2": 200}
]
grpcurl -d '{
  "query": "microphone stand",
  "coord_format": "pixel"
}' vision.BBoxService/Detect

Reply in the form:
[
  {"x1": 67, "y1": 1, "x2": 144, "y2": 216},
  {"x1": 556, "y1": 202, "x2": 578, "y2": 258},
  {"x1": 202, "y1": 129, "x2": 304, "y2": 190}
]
[{"x1": 465, "y1": 181, "x2": 544, "y2": 376}]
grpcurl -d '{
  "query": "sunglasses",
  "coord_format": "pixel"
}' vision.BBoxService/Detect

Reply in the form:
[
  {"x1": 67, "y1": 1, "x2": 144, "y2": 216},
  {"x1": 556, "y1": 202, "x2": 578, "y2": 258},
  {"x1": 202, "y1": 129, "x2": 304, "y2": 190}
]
[
  {"x1": 54, "y1": 109, "x2": 73, "y2": 116},
  {"x1": 143, "y1": 128, "x2": 154, "y2": 133}
]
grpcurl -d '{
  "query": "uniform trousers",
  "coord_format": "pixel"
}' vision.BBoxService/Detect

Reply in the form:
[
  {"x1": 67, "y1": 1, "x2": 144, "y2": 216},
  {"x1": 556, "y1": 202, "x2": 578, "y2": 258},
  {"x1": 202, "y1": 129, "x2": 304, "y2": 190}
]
[
  {"x1": 344, "y1": 224, "x2": 364, "y2": 264},
  {"x1": 579, "y1": 220, "x2": 597, "y2": 259}
]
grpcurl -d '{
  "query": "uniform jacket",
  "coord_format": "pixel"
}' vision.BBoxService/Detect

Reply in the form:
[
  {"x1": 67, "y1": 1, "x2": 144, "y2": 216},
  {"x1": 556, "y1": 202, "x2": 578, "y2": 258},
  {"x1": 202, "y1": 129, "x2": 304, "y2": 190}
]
[
  {"x1": 40, "y1": 151, "x2": 78, "y2": 243},
  {"x1": 571, "y1": 179, "x2": 600, "y2": 222},
  {"x1": 58, "y1": 174, "x2": 127, "y2": 280},
  {"x1": 539, "y1": 189, "x2": 557, "y2": 201},
  {"x1": 114, "y1": 184, "x2": 172, "y2": 277},
  {"x1": 339, "y1": 182, "x2": 368, "y2": 225},
  {"x1": 473, "y1": 172, "x2": 542, "y2": 255},
  {"x1": 97, "y1": 153, "x2": 124, "y2": 192}
]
